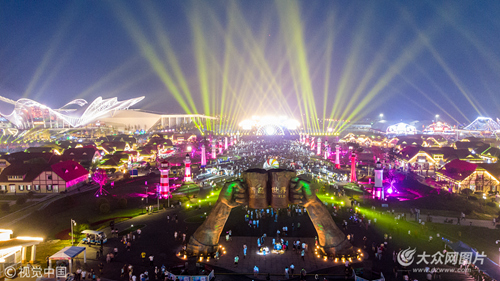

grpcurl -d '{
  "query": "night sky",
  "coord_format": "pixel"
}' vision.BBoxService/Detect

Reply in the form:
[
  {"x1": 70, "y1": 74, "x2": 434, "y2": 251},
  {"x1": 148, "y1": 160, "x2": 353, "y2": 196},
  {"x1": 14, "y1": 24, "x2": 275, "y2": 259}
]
[{"x1": 1, "y1": 0, "x2": 500, "y2": 124}]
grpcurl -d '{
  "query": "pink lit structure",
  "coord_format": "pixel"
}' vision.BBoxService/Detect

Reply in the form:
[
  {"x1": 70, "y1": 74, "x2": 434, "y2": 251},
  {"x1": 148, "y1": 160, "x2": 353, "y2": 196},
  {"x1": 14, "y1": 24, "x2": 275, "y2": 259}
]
[
  {"x1": 158, "y1": 160, "x2": 170, "y2": 198},
  {"x1": 201, "y1": 144, "x2": 206, "y2": 167},
  {"x1": 184, "y1": 154, "x2": 192, "y2": 182},
  {"x1": 335, "y1": 145, "x2": 341, "y2": 169},
  {"x1": 350, "y1": 152, "x2": 357, "y2": 183},
  {"x1": 211, "y1": 139, "x2": 216, "y2": 159},
  {"x1": 373, "y1": 160, "x2": 384, "y2": 200}
]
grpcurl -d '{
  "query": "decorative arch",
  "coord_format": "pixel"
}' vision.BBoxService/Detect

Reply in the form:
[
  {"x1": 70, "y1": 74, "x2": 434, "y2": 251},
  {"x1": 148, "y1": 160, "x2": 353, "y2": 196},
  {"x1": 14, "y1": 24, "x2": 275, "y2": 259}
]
[{"x1": 256, "y1": 123, "x2": 285, "y2": 135}]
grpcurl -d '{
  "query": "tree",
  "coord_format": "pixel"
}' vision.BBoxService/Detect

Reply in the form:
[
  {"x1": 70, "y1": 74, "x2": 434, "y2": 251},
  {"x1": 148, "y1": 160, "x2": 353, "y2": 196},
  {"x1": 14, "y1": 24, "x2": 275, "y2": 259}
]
[{"x1": 93, "y1": 169, "x2": 109, "y2": 197}]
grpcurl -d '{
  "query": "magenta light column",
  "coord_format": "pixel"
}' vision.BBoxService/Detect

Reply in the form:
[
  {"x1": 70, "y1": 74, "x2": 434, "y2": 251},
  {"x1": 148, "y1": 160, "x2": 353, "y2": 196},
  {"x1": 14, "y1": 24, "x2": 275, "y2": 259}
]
[
  {"x1": 350, "y1": 152, "x2": 357, "y2": 183},
  {"x1": 374, "y1": 160, "x2": 384, "y2": 200},
  {"x1": 335, "y1": 145, "x2": 341, "y2": 169},
  {"x1": 201, "y1": 144, "x2": 206, "y2": 167},
  {"x1": 211, "y1": 139, "x2": 216, "y2": 159},
  {"x1": 158, "y1": 160, "x2": 170, "y2": 197},
  {"x1": 184, "y1": 154, "x2": 192, "y2": 182}
]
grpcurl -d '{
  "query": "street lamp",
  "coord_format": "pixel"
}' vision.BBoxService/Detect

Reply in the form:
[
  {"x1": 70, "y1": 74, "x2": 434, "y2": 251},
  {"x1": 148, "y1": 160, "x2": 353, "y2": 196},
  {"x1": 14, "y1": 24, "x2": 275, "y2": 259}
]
[
  {"x1": 71, "y1": 219, "x2": 76, "y2": 245},
  {"x1": 379, "y1": 113, "x2": 384, "y2": 122},
  {"x1": 145, "y1": 185, "x2": 149, "y2": 204},
  {"x1": 435, "y1": 114, "x2": 439, "y2": 123}
]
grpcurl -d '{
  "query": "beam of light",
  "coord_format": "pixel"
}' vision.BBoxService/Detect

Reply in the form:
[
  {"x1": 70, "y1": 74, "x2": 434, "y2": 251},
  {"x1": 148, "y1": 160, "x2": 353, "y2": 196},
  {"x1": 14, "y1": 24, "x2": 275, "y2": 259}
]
[
  {"x1": 329, "y1": 8, "x2": 374, "y2": 132},
  {"x1": 321, "y1": 14, "x2": 335, "y2": 132},
  {"x1": 22, "y1": 3, "x2": 79, "y2": 99},
  {"x1": 401, "y1": 7, "x2": 486, "y2": 118},
  {"x1": 411, "y1": 62, "x2": 470, "y2": 124},
  {"x1": 396, "y1": 66, "x2": 463, "y2": 124},
  {"x1": 336, "y1": 16, "x2": 444, "y2": 133},
  {"x1": 75, "y1": 57, "x2": 142, "y2": 100},
  {"x1": 109, "y1": 2, "x2": 202, "y2": 131},
  {"x1": 141, "y1": 2, "x2": 202, "y2": 130},
  {"x1": 276, "y1": 0, "x2": 320, "y2": 132},
  {"x1": 189, "y1": 6, "x2": 212, "y2": 130},
  {"x1": 224, "y1": 2, "x2": 296, "y2": 120}
]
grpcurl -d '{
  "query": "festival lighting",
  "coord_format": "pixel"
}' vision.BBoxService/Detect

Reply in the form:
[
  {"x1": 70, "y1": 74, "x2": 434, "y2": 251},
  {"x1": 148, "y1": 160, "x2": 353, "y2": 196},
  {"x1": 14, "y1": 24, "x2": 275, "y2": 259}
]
[
  {"x1": 0, "y1": 96, "x2": 143, "y2": 129},
  {"x1": 238, "y1": 116, "x2": 300, "y2": 135}
]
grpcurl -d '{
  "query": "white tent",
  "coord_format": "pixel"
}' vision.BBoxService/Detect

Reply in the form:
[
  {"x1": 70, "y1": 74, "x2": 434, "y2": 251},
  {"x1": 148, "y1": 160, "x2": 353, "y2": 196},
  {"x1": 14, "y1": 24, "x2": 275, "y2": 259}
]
[{"x1": 49, "y1": 246, "x2": 86, "y2": 273}]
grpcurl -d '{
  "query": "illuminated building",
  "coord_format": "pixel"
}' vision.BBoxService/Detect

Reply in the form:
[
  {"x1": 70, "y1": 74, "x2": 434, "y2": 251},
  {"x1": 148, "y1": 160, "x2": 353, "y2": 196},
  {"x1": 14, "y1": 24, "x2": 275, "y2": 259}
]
[
  {"x1": 463, "y1": 117, "x2": 500, "y2": 132},
  {"x1": 0, "y1": 160, "x2": 88, "y2": 193},
  {"x1": 239, "y1": 116, "x2": 300, "y2": 135},
  {"x1": 386, "y1": 123, "x2": 417, "y2": 136},
  {"x1": 0, "y1": 229, "x2": 43, "y2": 278},
  {"x1": 436, "y1": 160, "x2": 500, "y2": 193},
  {"x1": 423, "y1": 122, "x2": 455, "y2": 135},
  {"x1": 0, "y1": 96, "x2": 144, "y2": 129}
]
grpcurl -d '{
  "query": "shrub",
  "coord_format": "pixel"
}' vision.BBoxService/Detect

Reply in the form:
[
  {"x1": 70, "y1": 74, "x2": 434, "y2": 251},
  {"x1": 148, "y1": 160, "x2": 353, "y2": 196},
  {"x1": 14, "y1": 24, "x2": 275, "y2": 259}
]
[
  {"x1": 461, "y1": 188, "x2": 473, "y2": 196},
  {"x1": 467, "y1": 196, "x2": 478, "y2": 201},
  {"x1": 97, "y1": 198, "x2": 109, "y2": 206},
  {"x1": 26, "y1": 191, "x2": 35, "y2": 199},
  {"x1": 118, "y1": 198, "x2": 127, "y2": 209},
  {"x1": 1, "y1": 203, "x2": 9, "y2": 213},
  {"x1": 486, "y1": 201, "x2": 497, "y2": 207},
  {"x1": 16, "y1": 197, "x2": 27, "y2": 205},
  {"x1": 123, "y1": 172, "x2": 131, "y2": 179},
  {"x1": 99, "y1": 203, "x2": 110, "y2": 214}
]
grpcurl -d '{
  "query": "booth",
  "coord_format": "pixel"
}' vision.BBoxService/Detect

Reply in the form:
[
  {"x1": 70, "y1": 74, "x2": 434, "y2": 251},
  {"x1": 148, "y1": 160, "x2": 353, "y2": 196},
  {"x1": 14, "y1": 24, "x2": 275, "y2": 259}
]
[{"x1": 49, "y1": 246, "x2": 87, "y2": 273}]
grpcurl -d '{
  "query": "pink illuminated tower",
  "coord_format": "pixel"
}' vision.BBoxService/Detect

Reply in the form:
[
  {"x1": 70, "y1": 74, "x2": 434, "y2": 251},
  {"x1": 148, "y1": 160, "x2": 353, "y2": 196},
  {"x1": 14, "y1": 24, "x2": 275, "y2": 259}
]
[
  {"x1": 350, "y1": 152, "x2": 357, "y2": 183},
  {"x1": 218, "y1": 139, "x2": 223, "y2": 154},
  {"x1": 201, "y1": 144, "x2": 206, "y2": 167},
  {"x1": 158, "y1": 159, "x2": 170, "y2": 198},
  {"x1": 211, "y1": 139, "x2": 216, "y2": 159},
  {"x1": 184, "y1": 154, "x2": 192, "y2": 182},
  {"x1": 317, "y1": 137, "x2": 321, "y2": 155},
  {"x1": 373, "y1": 160, "x2": 384, "y2": 200},
  {"x1": 224, "y1": 137, "x2": 228, "y2": 150},
  {"x1": 305, "y1": 134, "x2": 310, "y2": 146},
  {"x1": 310, "y1": 137, "x2": 315, "y2": 151},
  {"x1": 335, "y1": 145, "x2": 341, "y2": 169}
]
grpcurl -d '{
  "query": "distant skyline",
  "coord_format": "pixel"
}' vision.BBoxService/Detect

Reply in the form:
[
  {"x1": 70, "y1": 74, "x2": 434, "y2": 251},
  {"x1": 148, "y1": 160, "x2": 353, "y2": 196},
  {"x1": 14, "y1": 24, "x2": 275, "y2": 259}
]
[{"x1": 1, "y1": 0, "x2": 500, "y2": 126}]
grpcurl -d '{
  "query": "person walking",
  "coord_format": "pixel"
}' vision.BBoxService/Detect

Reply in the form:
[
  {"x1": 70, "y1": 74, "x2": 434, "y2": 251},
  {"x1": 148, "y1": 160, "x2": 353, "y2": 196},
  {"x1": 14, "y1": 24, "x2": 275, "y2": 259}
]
[
  {"x1": 253, "y1": 266, "x2": 259, "y2": 277},
  {"x1": 149, "y1": 255, "x2": 154, "y2": 266},
  {"x1": 243, "y1": 244, "x2": 247, "y2": 258},
  {"x1": 285, "y1": 267, "x2": 289, "y2": 279},
  {"x1": 301, "y1": 249, "x2": 305, "y2": 261},
  {"x1": 290, "y1": 264, "x2": 295, "y2": 276},
  {"x1": 234, "y1": 255, "x2": 239, "y2": 267}
]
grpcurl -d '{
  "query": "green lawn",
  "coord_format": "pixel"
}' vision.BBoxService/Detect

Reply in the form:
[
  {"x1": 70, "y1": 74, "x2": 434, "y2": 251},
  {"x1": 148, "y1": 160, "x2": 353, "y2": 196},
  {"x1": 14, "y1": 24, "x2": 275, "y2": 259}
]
[
  {"x1": 427, "y1": 223, "x2": 500, "y2": 264},
  {"x1": 33, "y1": 240, "x2": 73, "y2": 266}
]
